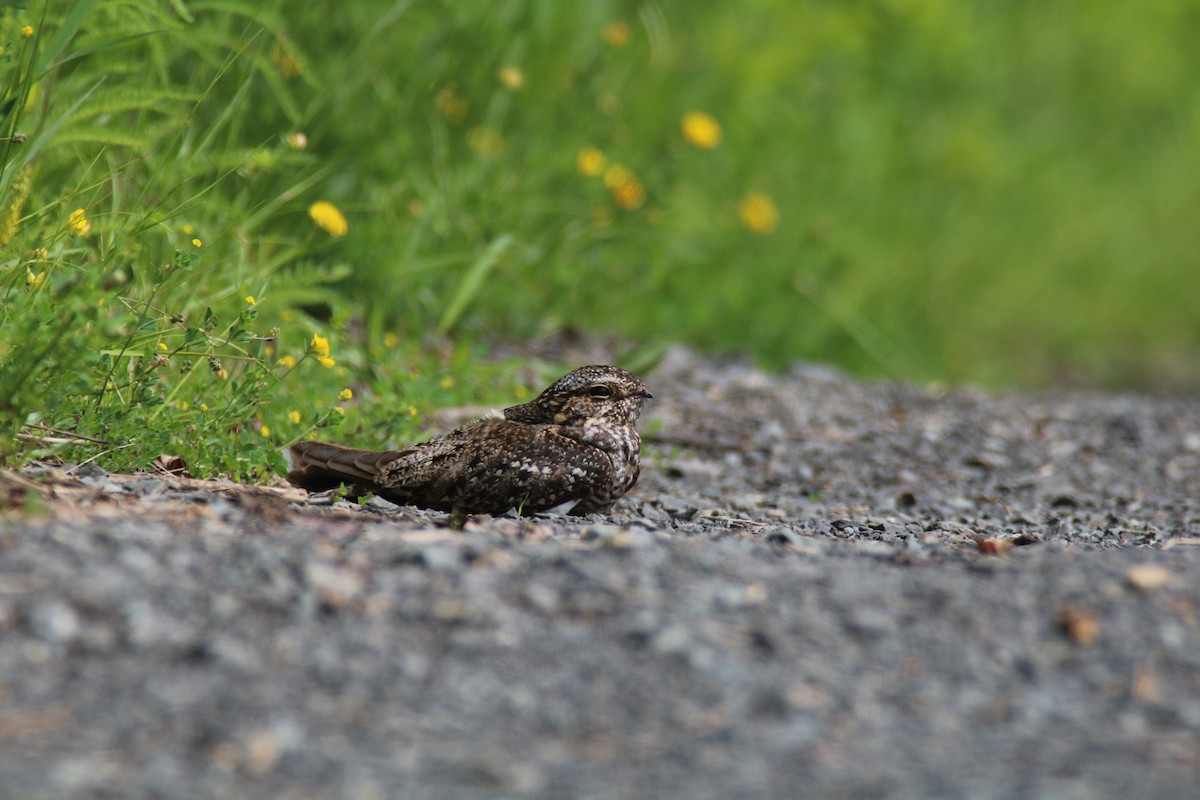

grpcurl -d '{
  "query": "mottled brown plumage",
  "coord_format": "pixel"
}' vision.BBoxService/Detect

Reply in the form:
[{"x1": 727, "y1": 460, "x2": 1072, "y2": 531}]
[{"x1": 286, "y1": 365, "x2": 651, "y2": 515}]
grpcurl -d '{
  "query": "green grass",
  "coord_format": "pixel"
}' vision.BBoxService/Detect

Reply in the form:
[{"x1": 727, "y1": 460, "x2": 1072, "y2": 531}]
[{"x1": 2, "y1": 0, "x2": 1199, "y2": 478}]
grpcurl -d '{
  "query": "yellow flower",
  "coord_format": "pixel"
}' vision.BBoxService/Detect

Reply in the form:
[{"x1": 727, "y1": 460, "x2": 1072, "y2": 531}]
[
  {"x1": 604, "y1": 165, "x2": 645, "y2": 210},
  {"x1": 192, "y1": 238, "x2": 203, "y2": 248},
  {"x1": 383, "y1": 332, "x2": 399, "y2": 349},
  {"x1": 467, "y1": 126, "x2": 504, "y2": 157},
  {"x1": 577, "y1": 146, "x2": 606, "y2": 177},
  {"x1": 440, "y1": 376, "x2": 454, "y2": 390},
  {"x1": 177, "y1": 401, "x2": 189, "y2": 411},
  {"x1": 333, "y1": 406, "x2": 345, "y2": 416},
  {"x1": 260, "y1": 425, "x2": 271, "y2": 437},
  {"x1": 603, "y1": 164, "x2": 631, "y2": 189},
  {"x1": 739, "y1": 192, "x2": 779, "y2": 234},
  {"x1": 682, "y1": 111, "x2": 722, "y2": 149},
  {"x1": 285, "y1": 131, "x2": 308, "y2": 150},
  {"x1": 310, "y1": 333, "x2": 329, "y2": 357},
  {"x1": 309, "y1": 201, "x2": 348, "y2": 237},
  {"x1": 278, "y1": 354, "x2": 297, "y2": 369},
  {"x1": 407, "y1": 405, "x2": 418, "y2": 417},
  {"x1": 20, "y1": 26, "x2": 33, "y2": 38},
  {"x1": 25, "y1": 270, "x2": 45, "y2": 289},
  {"x1": 199, "y1": 403, "x2": 209, "y2": 412},
  {"x1": 0, "y1": 164, "x2": 32, "y2": 245},
  {"x1": 69, "y1": 208, "x2": 91, "y2": 236},
  {"x1": 436, "y1": 85, "x2": 468, "y2": 125},
  {"x1": 244, "y1": 295, "x2": 256, "y2": 306},
  {"x1": 603, "y1": 21, "x2": 630, "y2": 47},
  {"x1": 497, "y1": 66, "x2": 524, "y2": 90},
  {"x1": 317, "y1": 356, "x2": 336, "y2": 368},
  {"x1": 181, "y1": 223, "x2": 194, "y2": 235},
  {"x1": 288, "y1": 410, "x2": 302, "y2": 424},
  {"x1": 338, "y1": 388, "x2": 353, "y2": 400},
  {"x1": 157, "y1": 342, "x2": 168, "y2": 351}
]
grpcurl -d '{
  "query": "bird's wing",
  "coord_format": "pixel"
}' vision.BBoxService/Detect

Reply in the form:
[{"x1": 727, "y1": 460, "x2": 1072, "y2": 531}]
[{"x1": 376, "y1": 419, "x2": 613, "y2": 513}]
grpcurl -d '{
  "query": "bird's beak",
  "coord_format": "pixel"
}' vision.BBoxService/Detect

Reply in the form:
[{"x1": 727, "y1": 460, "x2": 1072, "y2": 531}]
[{"x1": 639, "y1": 390, "x2": 653, "y2": 399}]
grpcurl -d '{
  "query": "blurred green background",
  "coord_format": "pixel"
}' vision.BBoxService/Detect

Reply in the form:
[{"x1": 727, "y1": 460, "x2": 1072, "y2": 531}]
[
  {"x1": 2, "y1": 0, "x2": 1199, "y2": 476},
  {"x1": 290, "y1": 0, "x2": 1200, "y2": 388}
]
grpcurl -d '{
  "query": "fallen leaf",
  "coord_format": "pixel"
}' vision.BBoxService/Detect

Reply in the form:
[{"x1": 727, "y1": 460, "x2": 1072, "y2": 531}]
[
  {"x1": 976, "y1": 536, "x2": 1014, "y2": 556},
  {"x1": 153, "y1": 454, "x2": 189, "y2": 476}
]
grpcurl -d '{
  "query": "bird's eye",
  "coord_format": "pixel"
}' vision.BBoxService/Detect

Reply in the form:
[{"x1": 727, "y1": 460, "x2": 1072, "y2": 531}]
[{"x1": 589, "y1": 385, "x2": 612, "y2": 398}]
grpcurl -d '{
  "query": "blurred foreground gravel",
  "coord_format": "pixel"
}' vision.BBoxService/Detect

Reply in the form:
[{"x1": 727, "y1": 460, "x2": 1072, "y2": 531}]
[{"x1": 2, "y1": 347, "x2": 1200, "y2": 799}]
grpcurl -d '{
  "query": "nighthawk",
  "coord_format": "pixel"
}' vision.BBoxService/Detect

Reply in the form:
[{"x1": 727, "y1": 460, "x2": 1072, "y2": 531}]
[{"x1": 285, "y1": 365, "x2": 652, "y2": 515}]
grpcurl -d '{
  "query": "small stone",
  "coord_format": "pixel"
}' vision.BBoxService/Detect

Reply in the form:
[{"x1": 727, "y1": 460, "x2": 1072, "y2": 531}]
[
  {"x1": 306, "y1": 560, "x2": 365, "y2": 608},
  {"x1": 1058, "y1": 607, "x2": 1100, "y2": 646},
  {"x1": 1126, "y1": 564, "x2": 1171, "y2": 593},
  {"x1": 28, "y1": 599, "x2": 79, "y2": 644}
]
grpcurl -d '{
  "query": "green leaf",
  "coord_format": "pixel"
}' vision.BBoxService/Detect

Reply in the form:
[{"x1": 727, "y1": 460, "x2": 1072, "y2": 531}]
[{"x1": 437, "y1": 234, "x2": 514, "y2": 336}]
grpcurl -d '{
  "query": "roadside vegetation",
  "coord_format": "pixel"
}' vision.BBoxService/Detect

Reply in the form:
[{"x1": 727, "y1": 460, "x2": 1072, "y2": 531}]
[{"x1": 2, "y1": 1, "x2": 1197, "y2": 479}]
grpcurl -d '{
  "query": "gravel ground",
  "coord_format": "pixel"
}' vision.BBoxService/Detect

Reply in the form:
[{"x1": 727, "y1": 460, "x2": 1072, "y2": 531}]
[{"x1": 2, "y1": 347, "x2": 1200, "y2": 799}]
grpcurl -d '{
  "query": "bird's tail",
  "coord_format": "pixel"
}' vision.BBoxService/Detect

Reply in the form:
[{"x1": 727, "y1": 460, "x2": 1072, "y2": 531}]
[{"x1": 285, "y1": 441, "x2": 398, "y2": 495}]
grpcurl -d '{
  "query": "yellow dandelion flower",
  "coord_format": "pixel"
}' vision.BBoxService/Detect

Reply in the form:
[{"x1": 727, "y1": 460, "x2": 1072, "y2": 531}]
[
  {"x1": 199, "y1": 403, "x2": 209, "y2": 412},
  {"x1": 69, "y1": 208, "x2": 91, "y2": 236},
  {"x1": 440, "y1": 376, "x2": 455, "y2": 390},
  {"x1": 497, "y1": 66, "x2": 524, "y2": 90},
  {"x1": 309, "y1": 333, "x2": 329, "y2": 357},
  {"x1": 192, "y1": 238, "x2": 203, "y2": 248},
  {"x1": 577, "y1": 146, "x2": 607, "y2": 177},
  {"x1": 603, "y1": 164, "x2": 632, "y2": 189},
  {"x1": 288, "y1": 410, "x2": 302, "y2": 424},
  {"x1": 285, "y1": 131, "x2": 308, "y2": 150},
  {"x1": 26, "y1": 270, "x2": 45, "y2": 289},
  {"x1": 739, "y1": 192, "x2": 780, "y2": 234},
  {"x1": 682, "y1": 111, "x2": 722, "y2": 149},
  {"x1": 383, "y1": 332, "x2": 399, "y2": 349},
  {"x1": 278, "y1": 354, "x2": 297, "y2": 369},
  {"x1": 467, "y1": 126, "x2": 504, "y2": 157},
  {"x1": 21, "y1": 26, "x2": 34, "y2": 38},
  {"x1": 308, "y1": 201, "x2": 348, "y2": 237},
  {"x1": 603, "y1": 21, "x2": 630, "y2": 47},
  {"x1": 244, "y1": 296, "x2": 256, "y2": 306},
  {"x1": 436, "y1": 85, "x2": 468, "y2": 125},
  {"x1": 317, "y1": 356, "x2": 336, "y2": 368},
  {"x1": 338, "y1": 388, "x2": 353, "y2": 400},
  {"x1": 613, "y1": 181, "x2": 645, "y2": 210},
  {"x1": 260, "y1": 425, "x2": 271, "y2": 437},
  {"x1": 604, "y1": 165, "x2": 645, "y2": 210}
]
